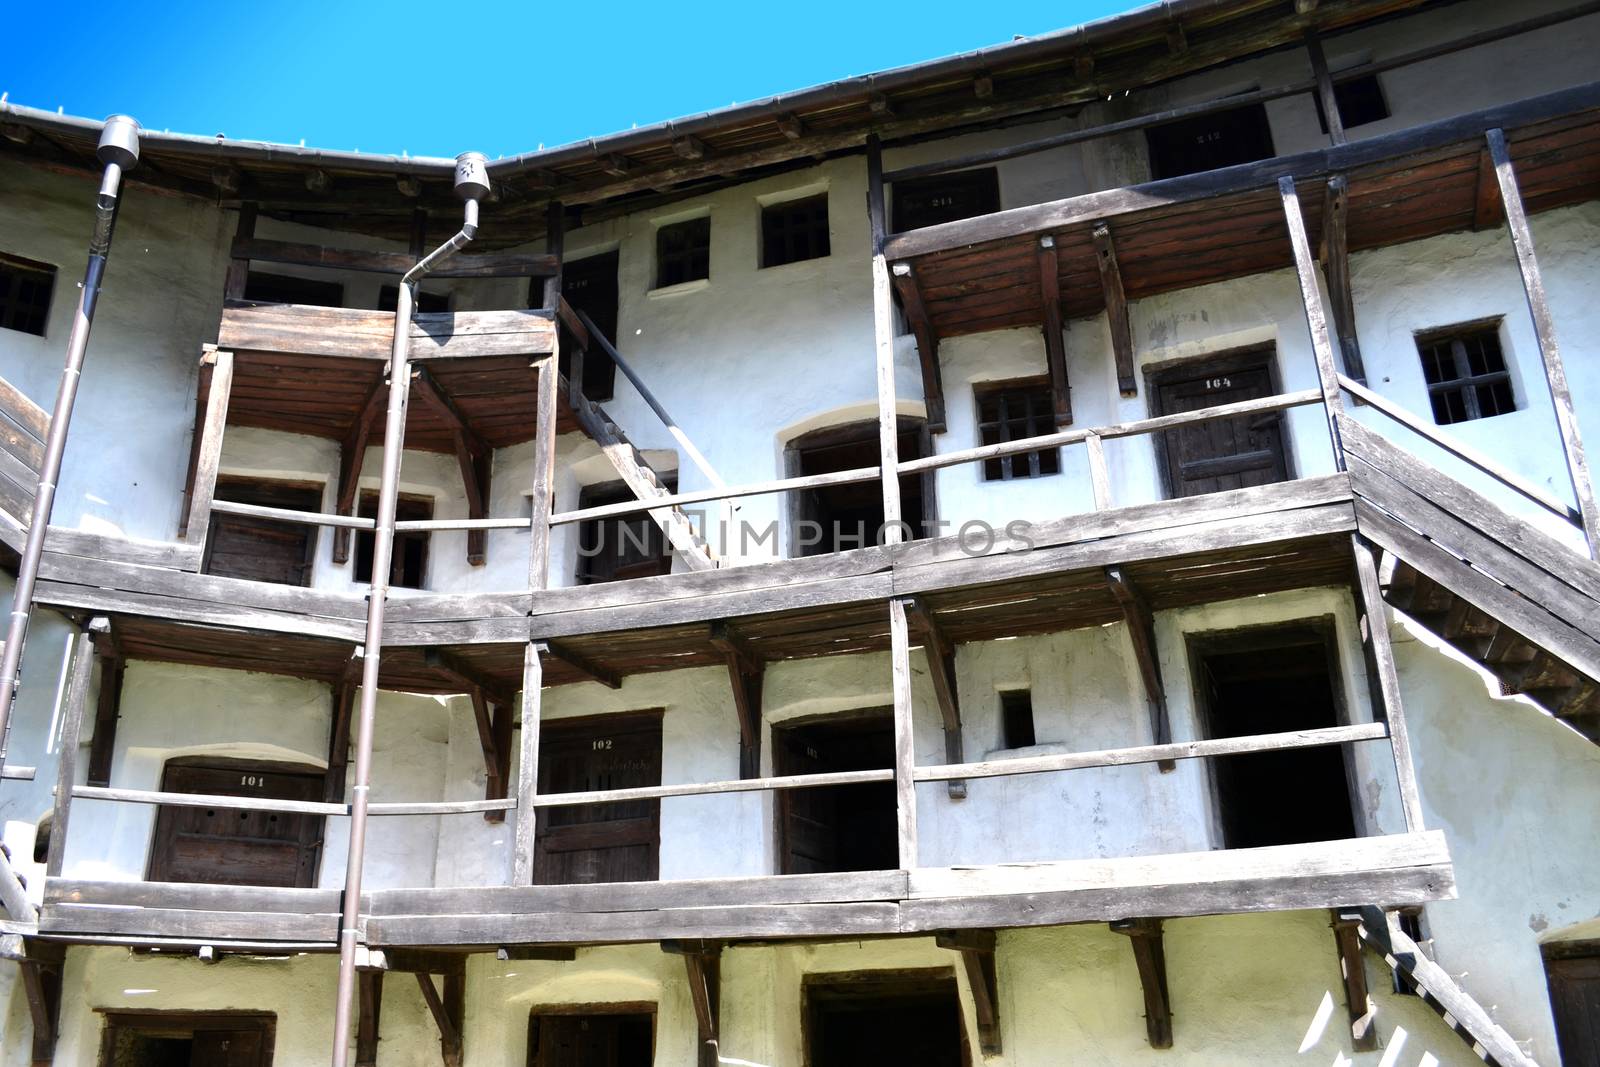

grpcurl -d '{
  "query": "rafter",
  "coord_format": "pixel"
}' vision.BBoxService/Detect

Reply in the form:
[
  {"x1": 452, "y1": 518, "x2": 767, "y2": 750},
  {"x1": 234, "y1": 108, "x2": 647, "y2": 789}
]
[
  {"x1": 890, "y1": 262, "x2": 946, "y2": 433},
  {"x1": 904, "y1": 597, "x2": 966, "y2": 799}
]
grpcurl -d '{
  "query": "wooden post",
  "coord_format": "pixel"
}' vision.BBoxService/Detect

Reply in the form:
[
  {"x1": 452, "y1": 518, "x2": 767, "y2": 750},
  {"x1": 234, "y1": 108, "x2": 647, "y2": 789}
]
[
  {"x1": 1306, "y1": 29, "x2": 1346, "y2": 146},
  {"x1": 866, "y1": 136, "x2": 906, "y2": 545},
  {"x1": 1085, "y1": 432, "x2": 1111, "y2": 510},
  {"x1": 355, "y1": 971, "x2": 383, "y2": 1067},
  {"x1": 20, "y1": 947, "x2": 63, "y2": 1066},
  {"x1": 664, "y1": 941, "x2": 722, "y2": 1067},
  {"x1": 511, "y1": 642, "x2": 545, "y2": 886},
  {"x1": 415, "y1": 971, "x2": 463, "y2": 1067},
  {"x1": 46, "y1": 623, "x2": 98, "y2": 877},
  {"x1": 1279, "y1": 176, "x2": 1347, "y2": 468},
  {"x1": 222, "y1": 203, "x2": 257, "y2": 301},
  {"x1": 887, "y1": 598, "x2": 919, "y2": 870},
  {"x1": 528, "y1": 354, "x2": 559, "y2": 592},
  {"x1": 1486, "y1": 127, "x2": 1600, "y2": 559},
  {"x1": 84, "y1": 627, "x2": 123, "y2": 788},
  {"x1": 710, "y1": 623, "x2": 764, "y2": 779},
  {"x1": 1351, "y1": 535, "x2": 1426, "y2": 833},
  {"x1": 542, "y1": 201, "x2": 564, "y2": 312},
  {"x1": 180, "y1": 349, "x2": 234, "y2": 546},
  {"x1": 1104, "y1": 569, "x2": 1175, "y2": 773}
]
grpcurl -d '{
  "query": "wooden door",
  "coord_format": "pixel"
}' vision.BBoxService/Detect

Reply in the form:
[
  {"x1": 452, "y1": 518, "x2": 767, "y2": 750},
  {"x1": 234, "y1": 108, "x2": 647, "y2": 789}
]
[
  {"x1": 775, "y1": 730, "x2": 838, "y2": 875},
  {"x1": 146, "y1": 759, "x2": 324, "y2": 888},
  {"x1": 1151, "y1": 349, "x2": 1289, "y2": 498},
  {"x1": 1548, "y1": 955, "x2": 1600, "y2": 1067},
  {"x1": 203, "y1": 478, "x2": 322, "y2": 586},
  {"x1": 533, "y1": 712, "x2": 662, "y2": 885}
]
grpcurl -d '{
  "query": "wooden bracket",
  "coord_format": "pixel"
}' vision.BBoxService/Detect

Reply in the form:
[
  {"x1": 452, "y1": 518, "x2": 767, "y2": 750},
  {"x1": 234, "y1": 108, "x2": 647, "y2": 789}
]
[
  {"x1": 1330, "y1": 910, "x2": 1376, "y2": 1051},
  {"x1": 411, "y1": 366, "x2": 493, "y2": 566},
  {"x1": 1320, "y1": 176, "x2": 1365, "y2": 382},
  {"x1": 1111, "y1": 918, "x2": 1172, "y2": 1049},
  {"x1": 1092, "y1": 224, "x2": 1137, "y2": 397},
  {"x1": 356, "y1": 970, "x2": 383, "y2": 1067},
  {"x1": 333, "y1": 376, "x2": 388, "y2": 564},
  {"x1": 20, "y1": 944, "x2": 65, "y2": 1067},
  {"x1": 1104, "y1": 568, "x2": 1175, "y2": 772},
  {"x1": 324, "y1": 648, "x2": 363, "y2": 803},
  {"x1": 710, "y1": 623, "x2": 764, "y2": 778},
  {"x1": 469, "y1": 690, "x2": 511, "y2": 823},
  {"x1": 663, "y1": 941, "x2": 721, "y2": 1067},
  {"x1": 890, "y1": 263, "x2": 946, "y2": 433},
  {"x1": 937, "y1": 930, "x2": 1000, "y2": 1055},
  {"x1": 425, "y1": 648, "x2": 517, "y2": 708},
  {"x1": 85, "y1": 624, "x2": 124, "y2": 788},
  {"x1": 545, "y1": 641, "x2": 623, "y2": 690},
  {"x1": 903, "y1": 598, "x2": 966, "y2": 799},
  {"x1": 1037, "y1": 236, "x2": 1072, "y2": 426},
  {"x1": 416, "y1": 970, "x2": 465, "y2": 1067}
]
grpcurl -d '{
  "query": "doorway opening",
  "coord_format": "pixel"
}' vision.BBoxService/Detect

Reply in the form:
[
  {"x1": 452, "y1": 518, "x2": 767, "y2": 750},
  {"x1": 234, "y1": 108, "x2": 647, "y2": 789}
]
[
  {"x1": 785, "y1": 418, "x2": 934, "y2": 556},
  {"x1": 101, "y1": 1012, "x2": 275, "y2": 1067},
  {"x1": 774, "y1": 709, "x2": 897, "y2": 874},
  {"x1": 804, "y1": 970, "x2": 968, "y2": 1067},
  {"x1": 526, "y1": 1006, "x2": 655, "y2": 1067},
  {"x1": 1190, "y1": 621, "x2": 1358, "y2": 849}
]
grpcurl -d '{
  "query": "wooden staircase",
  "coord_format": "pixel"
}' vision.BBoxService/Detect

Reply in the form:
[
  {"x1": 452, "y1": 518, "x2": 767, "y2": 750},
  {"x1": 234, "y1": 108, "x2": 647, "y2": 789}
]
[
  {"x1": 1340, "y1": 415, "x2": 1600, "y2": 744},
  {"x1": 567, "y1": 387, "x2": 718, "y2": 573}
]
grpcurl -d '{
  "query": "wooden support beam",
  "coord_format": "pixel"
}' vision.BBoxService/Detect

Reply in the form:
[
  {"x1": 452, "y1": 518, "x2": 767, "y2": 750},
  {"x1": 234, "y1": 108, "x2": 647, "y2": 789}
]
[
  {"x1": 1165, "y1": 23, "x2": 1187, "y2": 57},
  {"x1": 20, "y1": 954, "x2": 62, "y2": 1066},
  {"x1": 973, "y1": 73, "x2": 994, "y2": 99},
  {"x1": 528, "y1": 354, "x2": 559, "y2": 592},
  {"x1": 937, "y1": 930, "x2": 1000, "y2": 1055},
  {"x1": 1350, "y1": 537, "x2": 1426, "y2": 833},
  {"x1": 46, "y1": 624, "x2": 97, "y2": 877},
  {"x1": 1306, "y1": 29, "x2": 1346, "y2": 146},
  {"x1": 890, "y1": 263, "x2": 946, "y2": 433},
  {"x1": 356, "y1": 970, "x2": 383, "y2": 1067},
  {"x1": 545, "y1": 640, "x2": 623, "y2": 691},
  {"x1": 84, "y1": 625, "x2": 123, "y2": 788},
  {"x1": 1092, "y1": 224, "x2": 1137, "y2": 397},
  {"x1": 599, "y1": 154, "x2": 632, "y2": 178},
  {"x1": 543, "y1": 201, "x2": 565, "y2": 314},
  {"x1": 903, "y1": 598, "x2": 966, "y2": 799},
  {"x1": 324, "y1": 649, "x2": 362, "y2": 804},
  {"x1": 410, "y1": 367, "x2": 492, "y2": 566},
  {"x1": 179, "y1": 349, "x2": 235, "y2": 545},
  {"x1": 1320, "y1": 176, "x2": 1365, "y2": 382},
  {"x1": 1037, "y1": 236, "x2": 1073, "y2": 426},
  {"x1": 512, "y1": 643, "x2": 545, "y2": 886},
  {"x1": 1330, "y1": 910, "x2": 1376, "y2": 1051},
  {"x1": 710, "y1": 622, "x2": 764, "y2": 779},
  {"x1": 1104, "y1": 568, "x2": 1175, "y2": 773},
  {"x1": 663, "y1": 941, "x2": 721, "y2": 1067},
  {"x1": 868, "y1": 92, "x2": 894, "y2": 116},
  {"x1": 1486, "y1": 126, "x2": 1600, "y2": 560},
  {"x1": 415, "y1": 971, "x2": 464, "y2": 1067},
  {"x1": 1279, "y1": 176, "x2": 1348, "y2": 458},
  {"x1": 362, "y1": 947, "x2": 466, "y2": 975},
  {"x1": 888, "y1": 598, "x2": 919, "y2": 869},
  {"x1": 1111, "y1": 918, "x2": 1172, "y2": 1049},
  {"x1": 424, "y1": 648, "x2": 517, "y2": 707},
  {"x1": 333, "y1": 376, "x2": 387, "y2": 565},
  {"x1": 470, "y1": 689, "x2": 505, "y2": 820}
]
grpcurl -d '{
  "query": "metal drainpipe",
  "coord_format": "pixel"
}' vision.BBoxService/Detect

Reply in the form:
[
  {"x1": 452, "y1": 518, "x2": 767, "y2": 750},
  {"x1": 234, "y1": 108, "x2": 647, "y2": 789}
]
[
  {"x1": 329, "y1": 151, "x2": 489, "y2": 1067},
  {"x1": 0, "y1": 115, "x2": 140, "y2": 771}
]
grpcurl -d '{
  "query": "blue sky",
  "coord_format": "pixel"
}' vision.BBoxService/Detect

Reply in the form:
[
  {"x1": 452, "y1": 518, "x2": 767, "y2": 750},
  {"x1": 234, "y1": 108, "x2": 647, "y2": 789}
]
[{"x1": 1, "y1": 1, "x2": 1131, "y2": 159}]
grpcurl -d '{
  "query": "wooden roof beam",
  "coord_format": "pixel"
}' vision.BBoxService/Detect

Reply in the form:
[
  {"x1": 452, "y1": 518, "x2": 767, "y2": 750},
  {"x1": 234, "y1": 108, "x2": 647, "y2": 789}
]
[
  {"x1": 890, "y1": 262, "x2": 947, "y2": 434},
  {"x1": 1105, "y1": 567, "x2": 1175, "y2": 773},
  {"x1": 1111, "y1": 918, "x2": 1172, "y2": 1049},
  {"x1": 973, "y1": 72, "x2": 995, "y2": 99},
  {"x1": 904, "y1": 597, "x2": 966, "y2": 799},
  {"x1": 600, "y1": 154, "x2": 633, "y2": 178},
  {"x1": 1037, "y1": 236, "x2": 1072, "y2": 427},
  {"x1": 411, "y1": 366, "x2": 493, "y2": 565},
  {"x1": 1092, "y1": 223, "x2": 1137, "y2": 397},
  {"x1": 938, "y1": 930, "x2": 1000, "y2": 1054},
  {"x1": 710, "y1": 622, "x2": 764, "y2": 779}
]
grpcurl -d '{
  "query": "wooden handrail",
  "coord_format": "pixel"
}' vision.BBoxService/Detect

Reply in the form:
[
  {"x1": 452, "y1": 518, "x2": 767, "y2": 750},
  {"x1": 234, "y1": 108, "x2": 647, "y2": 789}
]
[
  {"x1": 1338, "y1": 374, "x2": 1579, "y2": 524},
  {"x1": 71, "y1": 785, "x2": 517, "y2": 818},
  {"x1": 549, "y1": 465, "x2": 881, "y2": 526}
]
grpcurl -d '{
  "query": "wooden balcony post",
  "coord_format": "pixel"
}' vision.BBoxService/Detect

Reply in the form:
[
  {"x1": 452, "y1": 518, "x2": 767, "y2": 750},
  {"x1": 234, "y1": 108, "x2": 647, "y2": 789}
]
[
  {"x1": 45, "y1": 622, "x2": 99, "y2": 877},
  {"x1": 528, "y1": 351, "x2": 559, "y2": 592},
  {"x1": 511, "y1": 642, "x2": 546, "y2": 886},
  {"x1": 1279, "y1": 176, "x2": 1347, "y2": 470},
  {"x1": 1486, "y1": 127, "x2": 1600, "y2": 559},
  {"x1": 888, "y1": 597, "x2": 919, "y2": 870},
  {"x1": 179, "y1": 348, "x2": 234, "y2": 546},
  {"x1": 866, "y1": 135, "x2": 906, "y2": 544},
  {"x1": 1351, "y1": 536, "x2": 1426, "y2": 833}
]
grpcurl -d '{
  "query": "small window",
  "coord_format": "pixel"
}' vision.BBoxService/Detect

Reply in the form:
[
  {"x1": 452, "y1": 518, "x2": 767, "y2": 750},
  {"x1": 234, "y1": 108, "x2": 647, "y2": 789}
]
[
  {"x1": 378, "y1": 284, "x2": 450, "y2": 313},
  {"x1": 242, "y1": 271, "x2": 345, "y2": 307},
  {"x1": 976, "y1": 379, "x2": 1060, "y2": 481},
  {"x1": 1146, "y1": 101, "x2": 1275, "y2": 180},
  {"x1": 762, "y1": 194, "x2": 830, "y2": 268},
  {"x1": 577, "y1": 480, "x2": 674, "y2": 585},
  {"x1": 355, "y1": 491, "x2": 432, "y2": 589},
  {"x1": 999, "y1": 689, "x2": 1036, "y2": 749},
  {"x1": 1416, "y1": 323, "x2": 1515, "y2": 425},
  {"x1": 1315, "y1": 74, "x2": 1390, "y2": 133},
  {"x1": 892, "y1": 168, "x2": 1000, "y2": 233},
  {"x1": 655, "y1": 217, "x2": 710, "y2": 288},
  {"x1": 0, "y1": 253, "x2": 55, "y2": 336}
]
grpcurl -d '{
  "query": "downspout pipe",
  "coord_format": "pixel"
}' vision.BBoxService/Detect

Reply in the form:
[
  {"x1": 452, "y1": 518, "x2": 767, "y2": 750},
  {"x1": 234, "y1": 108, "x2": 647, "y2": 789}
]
[
  {"x1": 329, "y1": 151, "x2": 489, "y2": 1067},
  {"x1": 0, "y1": 115, "x2": 140, "y2": 770}
]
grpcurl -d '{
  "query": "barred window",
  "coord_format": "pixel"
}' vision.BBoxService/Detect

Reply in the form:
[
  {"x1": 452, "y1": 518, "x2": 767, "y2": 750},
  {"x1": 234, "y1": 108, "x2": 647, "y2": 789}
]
[
  {"x1": 0, "y1": 253, "x2": 55, "y2": 336},
  {"x1": 656, "y1": 217, "x2": 710, "y2": 288},
  {"x1": 761, "y1": 195, "x2": 830, "y2": 268},
  {"x1": 1417, "y1": 324, "x2": 1515, "y2": 425},
  {"x1": 977, "y1": 379, "x2": 1060, "y2": 481}
]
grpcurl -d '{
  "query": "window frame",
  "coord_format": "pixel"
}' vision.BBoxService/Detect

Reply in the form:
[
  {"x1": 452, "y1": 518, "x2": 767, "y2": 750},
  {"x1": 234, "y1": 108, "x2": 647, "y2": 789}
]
[
  {"x1": 1414, "y1": 319, "x2": 1515, "y2": 426},
  {"x1": 974, "y1": 378, "x2": 1061, "y2": 482},
  {"x1": 654, "y1": 216, "x2": 711, "y2": 289},
  {"x1": 0, "y1": 251, "x2": 57, "y2": 337},
  {"x1": 761, "y1": 193, "x2": 831, "y2": 268}
]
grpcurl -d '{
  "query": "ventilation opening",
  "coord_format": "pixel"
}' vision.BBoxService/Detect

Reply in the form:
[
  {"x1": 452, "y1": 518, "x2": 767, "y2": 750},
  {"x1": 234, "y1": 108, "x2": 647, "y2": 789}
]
[
  {"x1": 1193, "y1": 625, "x2": 1357, "y2": 849},
  {"x1": 805, "y1": 971, "x2": 968, "y2": 1067},
  {"x1": 776, "y1": 710, "x2": 897, "y2": 874},
  {"x1": 999, "y1": 689, "x2": 1036, "y2": 749}
]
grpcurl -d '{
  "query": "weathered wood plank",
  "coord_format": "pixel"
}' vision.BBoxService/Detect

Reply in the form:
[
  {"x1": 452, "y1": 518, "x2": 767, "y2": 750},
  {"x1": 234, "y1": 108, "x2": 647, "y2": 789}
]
[
  {"x1": 45, "y1": 626, "x2": 96, "y2": 877},
  {"x1": 182, "y1": 350, "x2": 234, "y2": 547},
  {"x1": 511, "y1": 643, "x2": 542, "y2": 886},
  {"x1": 888, "y1": 598, "x2": 920, "y2": 869},
  {"x1": 39, "y1": 904, "x2": 340, "y2": 942},
  {"x1": 231, "y1": 237, "x2": 558, "y2": 279},
  {"x1": 891, "y1": 263, "x2": 945, "y2": 433},
  {"x1": 45, "y1": 879, "x2": 342, "y2": 914},
  {"x1": 1349, "y1": 535, "x2": 1427, "y2": 835},
  {"x1": 218, "y1": 304, "x2": 557, "y2": 360}
]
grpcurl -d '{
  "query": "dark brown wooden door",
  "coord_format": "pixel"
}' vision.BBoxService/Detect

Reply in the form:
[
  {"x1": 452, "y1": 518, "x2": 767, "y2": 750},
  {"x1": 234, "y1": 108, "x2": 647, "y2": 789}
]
[
  {"x1": 146, "y1": 759, "x2": 324, "y2": 888},
  {"x1": 1548, "y1": 955, "x2": 1600, "y2": 1067},
  {"x1": 203, "y1": 478, "x2": 322, "y2": 586},
  {"x1": 775, "y1": 731, "x2": 837, "y2": 875},
  {"x1": 529, "y1": 1012, "x2": 654, "y2": 1067},
  {"x1": 1151, "y1": 350, "x2": 1289, "y2": 498},
  {"x1": 533, "y1": 712, "x2": 662, "y2": 885}
]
